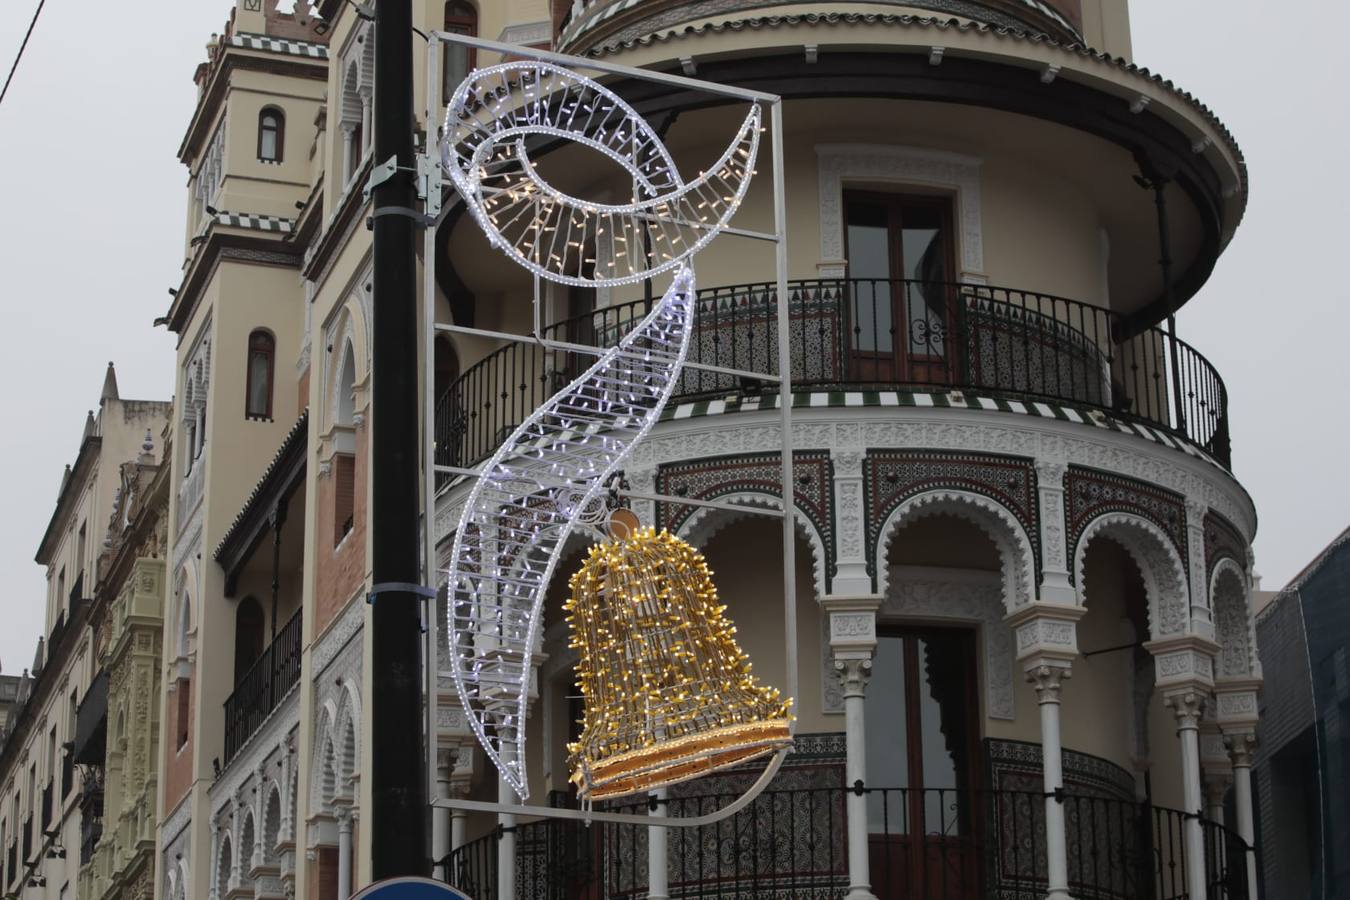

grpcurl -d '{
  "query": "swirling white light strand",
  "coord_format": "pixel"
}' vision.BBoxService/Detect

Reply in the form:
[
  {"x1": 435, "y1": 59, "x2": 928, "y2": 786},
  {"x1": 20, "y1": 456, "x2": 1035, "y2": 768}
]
[
  {"x1": 444, "y1": 268, "x2": 695, "y2": 799},
  {"x1": 438, "y1": 60, "x2": 761, "y2": 800},
  {"x1": 441, "y1": 61, "x2": 760, "y2": 287}
]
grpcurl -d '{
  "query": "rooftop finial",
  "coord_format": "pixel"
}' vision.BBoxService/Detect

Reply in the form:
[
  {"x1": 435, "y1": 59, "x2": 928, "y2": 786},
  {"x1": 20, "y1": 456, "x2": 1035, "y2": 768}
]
[{"x1": 100, "y1": 361, "x2": 119, "y2": 404}]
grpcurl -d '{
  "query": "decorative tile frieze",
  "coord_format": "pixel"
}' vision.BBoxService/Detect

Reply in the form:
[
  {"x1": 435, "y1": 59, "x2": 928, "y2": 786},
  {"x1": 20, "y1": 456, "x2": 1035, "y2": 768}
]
[
  {"x1": 1065, "y1": 467, "x2": 1187, "y2": 584},
  {"x1": 864, "y1": 449, "x2": 1039, "y2": 586},
  {"x1": 655, "y1": 450, "x2": 835, "y2": 589},
  {"x1": 1204, "y1": 510, "x2": 1248, "y2": 582}
]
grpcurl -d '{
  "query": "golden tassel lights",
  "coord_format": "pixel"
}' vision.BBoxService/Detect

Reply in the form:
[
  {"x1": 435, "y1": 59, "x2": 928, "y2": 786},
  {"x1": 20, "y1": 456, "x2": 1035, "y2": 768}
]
[{"x1": 564, "y1": 527, "x2": 793, "y2": 801}]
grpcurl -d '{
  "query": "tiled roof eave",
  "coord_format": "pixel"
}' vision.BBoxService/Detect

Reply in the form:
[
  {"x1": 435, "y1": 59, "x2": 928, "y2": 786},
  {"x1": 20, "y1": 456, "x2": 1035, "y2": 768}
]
[
  {"x1": 574, "y1": 11, "x2": 1247, "y2": 215},
  {"x1": 214, "y1": 409, "x2": 310, "y2": 563}
]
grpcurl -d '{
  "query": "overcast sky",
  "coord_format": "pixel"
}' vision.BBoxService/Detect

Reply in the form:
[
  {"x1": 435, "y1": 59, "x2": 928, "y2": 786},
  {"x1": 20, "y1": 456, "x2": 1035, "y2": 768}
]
[{"x1": 0, "y1": 2, "x2": 1345, "y2": 675}]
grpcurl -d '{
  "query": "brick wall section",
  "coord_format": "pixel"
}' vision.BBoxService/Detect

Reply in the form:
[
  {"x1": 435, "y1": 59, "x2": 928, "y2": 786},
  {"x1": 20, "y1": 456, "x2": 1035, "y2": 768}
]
[
  {"x1": 314, "y1": 424, "x2": 368, "y2": 636},
  {"x1": 308, "y1": 845, "x2": 338, "y2": 900},
  {"x1": 162, "y1": 669, "x2": 196, "y2": 815}
]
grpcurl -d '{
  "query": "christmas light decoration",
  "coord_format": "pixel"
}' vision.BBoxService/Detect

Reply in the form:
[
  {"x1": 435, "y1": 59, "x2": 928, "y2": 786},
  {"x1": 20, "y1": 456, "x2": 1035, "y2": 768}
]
[
  {"x1": 438, "y1": 61, "x2": 765, "y2": 800},
  {"x1": 565, "y1": 527, "x2": 793, "y2": 802}
]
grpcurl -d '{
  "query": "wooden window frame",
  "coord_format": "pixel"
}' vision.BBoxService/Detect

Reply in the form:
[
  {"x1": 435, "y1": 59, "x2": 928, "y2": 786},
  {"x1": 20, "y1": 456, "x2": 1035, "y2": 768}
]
[
  {"x1": 245, "y1": 329, "x2": 276, "y2": 421},
  {"x1": 442, "y1": 2, "x2": 478, "y2": 99},
  {"x1": 257, "y1": 107, "x2": 285, "y2": 163}
]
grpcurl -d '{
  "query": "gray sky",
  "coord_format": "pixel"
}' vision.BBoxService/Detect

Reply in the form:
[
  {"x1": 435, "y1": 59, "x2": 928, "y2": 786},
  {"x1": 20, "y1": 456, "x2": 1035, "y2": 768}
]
[{"x1": 0, "y1": 2, "x2": 1345, "y2": 674}]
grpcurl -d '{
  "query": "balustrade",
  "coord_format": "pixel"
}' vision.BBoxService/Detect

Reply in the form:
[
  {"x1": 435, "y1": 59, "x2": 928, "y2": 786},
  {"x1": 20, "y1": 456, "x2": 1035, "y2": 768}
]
[{"x1": 435, "y1": 279, "x2": 1231, "y2": 476}]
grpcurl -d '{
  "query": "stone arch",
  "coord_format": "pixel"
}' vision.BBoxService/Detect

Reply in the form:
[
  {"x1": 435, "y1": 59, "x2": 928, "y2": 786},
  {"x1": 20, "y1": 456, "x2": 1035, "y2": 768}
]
[
  {"x1": 1075, "y1": 512, "x2": 1189, "y2": 639},
  {"x1": 340, "y1": 60, "x2": 361, "y2": 127},
  {"x1": 175, "y1": 857, "x2": 190, "y2": 900},
  {"x1": 334, "y1": 683, "x2": 360, "y2": 798},
  {"x1": 239, "y1": 807, "x2": 257, "y2": 872},
  {"x1": 215, "y1": 831, "x2": 233, "y2": 898},
  {"x1": 310, "y1": 700, "x2": 338, "y2": 813},
  {"x1": 262, "y1": 781, "x2": 282, "y2": 855},
  {"x1": 1211, "y1": 558, "x2": 1255, "y2": 678},
  {"x1": 676, "y1": 493, "x2": 828, "y2": 600},
  {"x1": 875, "y1": 489, "x2": 1037, "y2": 614}
]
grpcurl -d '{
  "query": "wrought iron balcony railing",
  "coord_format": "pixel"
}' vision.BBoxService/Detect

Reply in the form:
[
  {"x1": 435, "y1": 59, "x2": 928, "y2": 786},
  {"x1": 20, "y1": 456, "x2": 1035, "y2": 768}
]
[
  {"x1": 448, "y1": 785, "x2": 1251, "y2": 899},
  {"x1": 222, "y1": 607, "x2": 302, "y2": 766},
  {"x1": 435, "y1": 279, "x2": 1232, "y2": 475}
]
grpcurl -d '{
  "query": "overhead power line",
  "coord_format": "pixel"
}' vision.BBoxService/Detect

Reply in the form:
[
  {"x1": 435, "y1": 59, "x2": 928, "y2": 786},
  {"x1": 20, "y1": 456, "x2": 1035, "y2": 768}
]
[{"x1": 0, "y1": 0, "x2": 47, "y2": 110}]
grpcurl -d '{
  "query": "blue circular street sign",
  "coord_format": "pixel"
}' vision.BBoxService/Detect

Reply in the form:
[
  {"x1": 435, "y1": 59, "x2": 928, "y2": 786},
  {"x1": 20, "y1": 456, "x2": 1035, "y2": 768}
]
[{"x1": 351, "y1": 877, "x2": 474, "y2": 900}]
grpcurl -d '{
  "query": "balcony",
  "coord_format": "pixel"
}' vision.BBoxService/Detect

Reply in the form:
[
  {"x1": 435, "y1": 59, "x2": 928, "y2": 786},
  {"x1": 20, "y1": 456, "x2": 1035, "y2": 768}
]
[
  {"x1": 435, "y1": 279, "x2": 1231, "y2": 473},
  {"x1": 450, "y1": 785, "x2": 1251, "y2": 899},
  {"x1": 222, "y1": 607, "x2": 302, "y2": 766}
]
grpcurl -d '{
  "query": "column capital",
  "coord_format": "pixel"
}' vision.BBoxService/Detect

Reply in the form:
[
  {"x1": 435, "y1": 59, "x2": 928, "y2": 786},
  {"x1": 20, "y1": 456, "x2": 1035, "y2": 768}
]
[
  {"x1": 1163, "y1": 688, "x2": 1208, "y2": 729},
  {"x1": 1026, "y1": 661, "x2": 1071, "y2": 703},
  {"x1": 1145, "y1": 633, "x2": 1219, "y2": 693},
  {"x1": 1006, "y1": 602, "x2": 1085, "y2": 665},
  {"x1": 1223, "y1": 729, "x2": 1257, "y2": 768},
  {"x1": 1213, "y1": 678, "x2": 1262, "y2": 731},
  {"x1": 833, "y1": 656, "x2": 874, "y2": 699},
  {"x1": 824, "y1": 595, "x2": 882, "y2": 657}
]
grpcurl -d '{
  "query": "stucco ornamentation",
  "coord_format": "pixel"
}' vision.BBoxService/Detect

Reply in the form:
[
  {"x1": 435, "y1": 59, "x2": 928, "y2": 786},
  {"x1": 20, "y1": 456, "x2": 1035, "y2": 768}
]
[
  {"x1": 1074, "y1": 512, "x2": 1190, "y2": 638},
  {"x1": 817, "y1": 144, "x2": 984, "y2": 278},
  {"x1": 676, "y1": 492, "x2": 829, "y2": 601},
  {"x1": 820, "y1": 570, "x2": 1014, "y2": 719},
  {"x1": 875, "y1": 488, "x2": 1036, "y2": 617}
]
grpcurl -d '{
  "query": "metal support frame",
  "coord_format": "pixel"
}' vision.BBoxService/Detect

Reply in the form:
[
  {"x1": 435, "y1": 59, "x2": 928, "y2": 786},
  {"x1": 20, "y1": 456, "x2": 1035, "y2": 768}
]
[{"x1": 420, "y1": 33, "x2": 797, "y2": 829}]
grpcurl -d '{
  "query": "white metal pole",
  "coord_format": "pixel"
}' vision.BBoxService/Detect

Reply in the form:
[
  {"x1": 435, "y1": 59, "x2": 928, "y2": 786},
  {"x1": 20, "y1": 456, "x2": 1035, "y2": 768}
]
[
  {"x1": 648, "y1": 788, "x2": 669, "y2": 900},
  {"x1": 422, "y1": 33, "x2": 443, "y2": 885},
  {"x1": 770, "y1": 99, "x2": 798, "y2": 720}
]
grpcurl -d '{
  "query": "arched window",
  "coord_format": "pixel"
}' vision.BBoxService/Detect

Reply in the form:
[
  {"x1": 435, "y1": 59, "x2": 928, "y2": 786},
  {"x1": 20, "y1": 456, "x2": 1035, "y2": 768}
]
[
  {"x1": 233, "y1": 596, "x2": 265, "y2": 685},
  {"x1": 336, "y1": 342, "x2": 356, "y2": 427},
  {"x1": 442, "y1": 2, "x2": 478, "y2": 99},
  {"x1": 246, "y1": 330, "x2": 275, "y2": 420},
  {"x1": 257, "y1": 108, "x2": 284, "y2": 163}
]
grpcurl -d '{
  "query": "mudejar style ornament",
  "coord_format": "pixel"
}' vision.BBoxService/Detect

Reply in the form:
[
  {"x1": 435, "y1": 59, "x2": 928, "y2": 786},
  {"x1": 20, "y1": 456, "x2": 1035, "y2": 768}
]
[{"x1": 564, "y1": 526, "x2": 793, "y2": 801}]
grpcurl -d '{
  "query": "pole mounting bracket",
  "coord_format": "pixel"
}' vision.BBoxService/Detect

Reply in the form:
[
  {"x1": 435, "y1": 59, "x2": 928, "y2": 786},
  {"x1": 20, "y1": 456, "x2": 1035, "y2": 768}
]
[
  {"x1": 363, "y1": 155, "x2": 402, "y2": 203},
  {"x1": 416, "y1": 152, "x2": 443, "y2": 219}
]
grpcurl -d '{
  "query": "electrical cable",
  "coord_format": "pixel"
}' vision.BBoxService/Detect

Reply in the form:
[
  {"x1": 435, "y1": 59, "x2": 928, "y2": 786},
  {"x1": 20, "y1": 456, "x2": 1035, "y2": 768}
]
[{"x1": 0, "y1": 0, "x2": 46, "y2": 110}]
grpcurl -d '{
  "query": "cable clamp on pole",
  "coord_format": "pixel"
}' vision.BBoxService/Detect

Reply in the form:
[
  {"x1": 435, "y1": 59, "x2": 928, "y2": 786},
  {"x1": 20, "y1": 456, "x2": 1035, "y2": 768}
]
[
  {"x1": 367, "y1": 582, "x2": 437, "y2": 604},
  {"x1": 368, "y1": 206, "x2": 435, "y2": 228}
]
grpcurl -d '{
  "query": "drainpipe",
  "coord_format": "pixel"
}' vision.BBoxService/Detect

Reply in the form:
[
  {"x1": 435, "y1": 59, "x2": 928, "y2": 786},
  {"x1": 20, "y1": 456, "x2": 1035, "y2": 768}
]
[{"x1": 1137, "y1": 172, "x2": 1187, "y2": 433}]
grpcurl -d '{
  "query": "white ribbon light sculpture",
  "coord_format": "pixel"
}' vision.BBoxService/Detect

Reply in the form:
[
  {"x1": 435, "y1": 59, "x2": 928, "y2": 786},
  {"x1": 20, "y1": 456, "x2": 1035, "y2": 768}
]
[{"x1": 440, "y1": 61, "x2": 762, "y2": 800}]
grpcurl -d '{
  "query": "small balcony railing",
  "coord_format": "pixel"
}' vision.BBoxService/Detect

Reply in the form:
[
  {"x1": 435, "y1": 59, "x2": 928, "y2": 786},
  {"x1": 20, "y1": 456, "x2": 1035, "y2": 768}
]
[
  {"x1": 435, "y1": 279, "x2": 1231, "y2": 475},
  {"x1": 448, "y1": 786, "x2": 1250, "y2": 899},
  {"x1": 222, "y1": 607, "x2": 302, "y2": 766},
  {"x1": 79, "y1": 778, "x2": 104, "y2": 867}
]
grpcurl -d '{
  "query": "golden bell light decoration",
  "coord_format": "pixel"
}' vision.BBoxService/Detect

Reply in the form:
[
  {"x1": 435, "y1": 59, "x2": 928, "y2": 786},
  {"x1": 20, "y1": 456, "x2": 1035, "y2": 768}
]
[{"x1": 564, "y1": 524, "x2": 793, "y2": 802}]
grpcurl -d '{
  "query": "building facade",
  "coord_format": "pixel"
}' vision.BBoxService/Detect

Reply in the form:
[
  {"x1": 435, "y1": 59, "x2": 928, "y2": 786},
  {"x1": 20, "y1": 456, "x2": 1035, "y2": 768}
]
[
  {"x1": 149, "y1": 1, "x2": 1266, "y2": 899},
  {"x1": 1253, "y1": 526, "x2": 1350, "y2": 899},
  {"x1": 0, "y1": 367, "x2": 169, "y2": 900}
]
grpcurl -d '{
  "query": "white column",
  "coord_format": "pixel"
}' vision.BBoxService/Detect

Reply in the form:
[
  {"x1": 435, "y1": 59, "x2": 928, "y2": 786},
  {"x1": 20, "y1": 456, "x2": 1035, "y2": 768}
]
[
  {"x1": 498, "y1": 737, "x2": 517, "y2": 900},
  {"x1": 341, "y1": 123, "x2": 357, "y2": 183},
  {"x1": 1227, "y1": 731, "x2": 1259, "y2": 898},
  {"x1": 836, "y1": 656, "x2": 877, "y2": 900},
  {"x1": 433, "y1": 749, "x2": 452, "y2": 882},
  {"x1": 647, "y1": 788, "x2": 669, "y2": 900},
  {"x1": 337, "y1": 807, "x2": 353, "y2": 900},
  {"x1": 1202, "y1": 773, "x2": 1227, "y2": 827},
  {"x1": 825, "y1": 598, "x2": 881, "y2": 900},
  {"x1": 1006, "y1": 603, "x2": 1085, "y2": 900},
  {"x1": 1029, "y1": 663, "x2": 1073, "y2": 900},
  {"x1": 1165, "y1": 690, "x2": 1208, "y2": 900}
]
